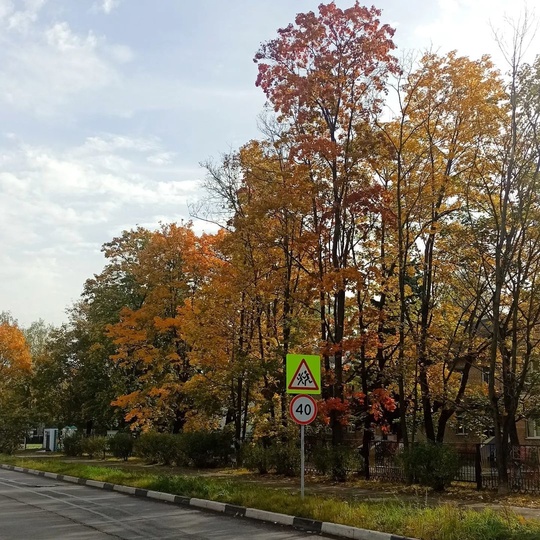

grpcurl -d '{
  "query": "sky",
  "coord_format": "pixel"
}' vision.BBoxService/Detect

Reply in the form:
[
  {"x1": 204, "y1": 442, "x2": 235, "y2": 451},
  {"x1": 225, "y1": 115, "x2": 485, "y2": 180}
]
[{"x1": 0, "y1": 0, "x2": 536, "y2": 328}]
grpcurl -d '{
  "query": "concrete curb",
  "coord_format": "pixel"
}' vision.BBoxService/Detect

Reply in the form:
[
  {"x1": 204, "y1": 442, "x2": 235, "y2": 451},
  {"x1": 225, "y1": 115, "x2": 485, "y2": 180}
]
[{"x1": 0, "y1": 464, "x2": 417, "y2": 540}]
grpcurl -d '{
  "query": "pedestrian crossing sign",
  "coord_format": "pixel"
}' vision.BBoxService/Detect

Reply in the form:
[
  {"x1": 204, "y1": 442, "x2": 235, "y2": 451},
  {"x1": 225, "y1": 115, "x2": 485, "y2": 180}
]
[{"x1": 286, "y1": 354, "x2": 321, "y2": 394}]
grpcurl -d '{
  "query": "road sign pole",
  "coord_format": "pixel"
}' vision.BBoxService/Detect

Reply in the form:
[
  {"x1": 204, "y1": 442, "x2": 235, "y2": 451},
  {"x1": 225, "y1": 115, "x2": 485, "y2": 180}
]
[
  {"x1": 300, "y1": 424, "x2": 305, "y2": 499},
  {"x1": 287, "y1": 358, "x2": 320, "y2": 502}
]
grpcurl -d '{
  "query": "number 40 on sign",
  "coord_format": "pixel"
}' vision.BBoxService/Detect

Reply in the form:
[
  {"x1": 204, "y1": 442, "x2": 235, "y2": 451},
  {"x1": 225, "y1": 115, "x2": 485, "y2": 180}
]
[{"x1": 289, "y1": 394, "x2": 318, "y2": 425}]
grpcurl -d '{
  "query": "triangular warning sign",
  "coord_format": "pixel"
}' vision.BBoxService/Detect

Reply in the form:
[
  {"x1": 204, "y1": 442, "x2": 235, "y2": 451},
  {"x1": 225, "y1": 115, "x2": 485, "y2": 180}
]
[{"x1": 288, "y1": 359, "x2": 320, "y2": 391}]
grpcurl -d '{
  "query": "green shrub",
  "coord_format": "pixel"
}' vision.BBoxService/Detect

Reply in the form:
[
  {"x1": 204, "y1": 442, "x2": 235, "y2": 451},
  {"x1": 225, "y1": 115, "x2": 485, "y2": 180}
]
[
  {"x1": 81, "y1": 436, "x2": 108, "y2": 459},
  {"x1": 243, "y1": 440, "x2": 301, "y2": 476},
  {"x1": 269, "y1": 441, "x2": 300, "y2": 476},
  {"x1": 0, "y1": 411, "x2": 30, "y2": 454},
  {"x1": 0, "y1": 425, "x2": 25, "y2": 454},
  {"x1": 181, "y1": 431, "x2": 233, "y2": 468},
  {"x1": 134, "y1": 432, "x2": 184, "y2": 466},
  {"x1": 242, "y1": 442, "x2": 271, "y2": 474},
  {"x1": 311, "y1": 444, "x2": 333, "y2": 475},
  {"x1": 133, "y1": 431, "x2": 161, "y2": 463},
  {"x1": 155, "y1": 434, "x2": 182, "y2": 466},
  {"x1": 401, "y1": 442, "x2": 459, "y2": 491},
  {"x1": 62, "y1": 433, "x2": 84, "y2": 457},
  {"x1": 109, "y1": 432, "x2": 134, "y2": 461},
  {"x1": 133, "y1": 430, "x2": 233, "y2": 468},
  {"x1": 311, "y1": 444, "x2": 362, "y2": 481}
]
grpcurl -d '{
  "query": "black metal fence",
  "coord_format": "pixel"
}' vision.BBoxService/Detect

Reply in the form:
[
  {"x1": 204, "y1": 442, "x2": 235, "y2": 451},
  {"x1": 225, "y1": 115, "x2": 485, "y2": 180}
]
[
  {"x1": 370, "y1": 440, "x2": 406, "y2": 482},
  {"x1": 508, "y1": 445, "x2": 540, "y2": 492},
  {"x1": 368, "y1": 441, "x2": 540, "y2": 493},
  {"x1": 25, "y1": 434, "x2": 44, "y2": 446},
  {"x1": 453, "y1": 444, "x2": 478, "y2": 484}
]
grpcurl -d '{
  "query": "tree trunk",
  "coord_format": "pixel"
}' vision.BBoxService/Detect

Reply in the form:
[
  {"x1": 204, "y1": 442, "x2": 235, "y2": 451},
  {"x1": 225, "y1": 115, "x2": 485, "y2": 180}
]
[{"x1": 361, "y1": 425, "x2": 372, "y2": 480}]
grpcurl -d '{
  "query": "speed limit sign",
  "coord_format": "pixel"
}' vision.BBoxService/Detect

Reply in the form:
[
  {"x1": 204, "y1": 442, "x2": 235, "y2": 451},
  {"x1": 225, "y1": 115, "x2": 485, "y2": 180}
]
[{"x1": 289, "y1": 394, "x2": 318, "y2": 425}]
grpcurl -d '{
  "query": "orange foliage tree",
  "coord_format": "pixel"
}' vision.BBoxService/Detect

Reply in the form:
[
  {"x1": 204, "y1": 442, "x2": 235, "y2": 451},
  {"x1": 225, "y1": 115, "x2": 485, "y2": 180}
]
[
  {"x1": 0, "y1": 322, "x2": 32, "y2": 452},
  {"x1": 0, "y1": 322, "x2": 31, "y2": 378},
  {"x1": 375, "y1": 51, "x2": 506, "y2": 443},
  {"x1": 255, "y1": 1, "x2": 399, "y2": 444},
  {"x1": 107, "y1": 223, "x2": 213, "y2": 432},
  {"x1": 199, "y1": 139, "x2": 317, "y2": 442}
]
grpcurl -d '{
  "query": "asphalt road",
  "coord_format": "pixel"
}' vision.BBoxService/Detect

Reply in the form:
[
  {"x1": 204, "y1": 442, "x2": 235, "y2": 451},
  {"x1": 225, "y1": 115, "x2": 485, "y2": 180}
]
[{"x1": 0, "y1": 469, "x2": 332, "y2": 539}]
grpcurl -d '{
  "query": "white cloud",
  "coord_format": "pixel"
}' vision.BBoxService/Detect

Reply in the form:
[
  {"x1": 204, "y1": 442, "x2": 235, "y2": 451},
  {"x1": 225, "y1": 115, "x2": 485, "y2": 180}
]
[
  {"x1": 6, "y1": 0, "x2": 45, "y2": 33},
  {"x1": 0, "y1": 0, "x2": 14, "y2": 21},
  {"x1": 10, "y1": 136, "x2": 199, "y2": 204},
  {"x1": 0, "y1": 132, "x2": 200, "y2": 325},
  {"x1": 0, "y1": 171, "x2": 29, "y2": 195},
  {"x1": 82, "y1": 134, "x2": 160, "y2": 154},
  {"x1": 108, "y1": 43, "x2": 133, "y2": 63},
  {"x1": 147, "y1": 152, "x2": 176, "y2": 166},
  {"x1": 45, "y1": 21, "x2": 97, "y2": 51},
  {"x1": 97, "y1": 0, "x2": 121, "y2": 14},
  {"x1": 0, "y1": 9, "x2": 135, "y2": 116},
  {"x1": 0, "y1": 0, "x2": 254, "y2": 123},
  {"x1": 410, "y1": 0, "x2": 539, "y2": 66}
]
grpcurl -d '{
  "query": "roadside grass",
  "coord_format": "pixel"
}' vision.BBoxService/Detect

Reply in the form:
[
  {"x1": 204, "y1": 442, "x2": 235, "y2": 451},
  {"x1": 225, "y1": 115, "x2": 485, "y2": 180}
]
[{"x1": 2, "y1": 455, "x2": 540, "y2": 540}]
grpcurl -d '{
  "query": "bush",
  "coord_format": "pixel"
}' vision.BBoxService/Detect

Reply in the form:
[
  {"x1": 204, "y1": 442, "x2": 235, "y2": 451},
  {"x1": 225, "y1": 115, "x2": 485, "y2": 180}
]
[
  {"x1": 242, "y1": 443, "x2": 271, "y2": 474},
  {"x1": 401, "y1": 442, "x2": 459, "y2": 491},
  {"x1": 311, "y1": 444, "x2": 362, "y2": 481},
  {"x1": 62, "y1": 433, "x2": 84, "y2": 457},
  {"x1": 133, "y1": 430, "x2": 234, "y2": 468},
  {"x1": 134, "y1": 432, "x2": 185, "y2": 466},
  {"x1": 154, "y1": 434, "x2": 183, "y2": 466},
  {"x1": 0, "y1": 424, "x2": 25, "y2": 454},
  {"x1": 269, "y1": 441, "x2": 300, "y2": 476},
  {"x1": 109, "y1": 432, "x2": 134, "y2": 461},
  {"x1": 0, "y1": 410, "x2": 31, "y2": 454},
  {"x1": 133, "y1": 431, "x2": 160, "y2": 463},
  {"x1": 181, "y1": 431, "x2": 233, "y2": 468},
  {"x1": 81, "y1": 436, "x2": 108, "y2": 459},
  {"x1": 243, "y1": 440, "x2": 301, "y2": 476}
]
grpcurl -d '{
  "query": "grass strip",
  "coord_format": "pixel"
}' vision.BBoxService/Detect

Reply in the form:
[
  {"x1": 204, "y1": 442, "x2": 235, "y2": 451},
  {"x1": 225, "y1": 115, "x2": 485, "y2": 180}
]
[{"x1": 2, "y1": 456, "x2": 540, "y2": 540}]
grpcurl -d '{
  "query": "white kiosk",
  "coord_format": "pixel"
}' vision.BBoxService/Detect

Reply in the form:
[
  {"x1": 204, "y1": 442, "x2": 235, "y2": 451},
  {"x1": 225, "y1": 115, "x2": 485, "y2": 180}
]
[{"x1": 43, "y1": 428, "x2": 59, "y2": 452}]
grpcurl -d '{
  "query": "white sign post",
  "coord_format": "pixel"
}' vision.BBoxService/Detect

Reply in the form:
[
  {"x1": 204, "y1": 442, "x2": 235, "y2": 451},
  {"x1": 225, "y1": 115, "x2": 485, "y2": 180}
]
[{"x1": 289, "y1": 394, "x2": 318, "y2": 498}]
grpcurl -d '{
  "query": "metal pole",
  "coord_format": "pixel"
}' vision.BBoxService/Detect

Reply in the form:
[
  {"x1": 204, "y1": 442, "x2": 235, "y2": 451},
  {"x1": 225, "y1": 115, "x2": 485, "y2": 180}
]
[{"x1": 301, "y1": 424, "x2": 305, "y2": 499}]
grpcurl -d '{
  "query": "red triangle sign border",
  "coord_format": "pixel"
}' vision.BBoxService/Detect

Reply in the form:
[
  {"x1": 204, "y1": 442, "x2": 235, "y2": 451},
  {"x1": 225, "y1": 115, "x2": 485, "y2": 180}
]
[{"x1": 288, "y1": 358, "x2": 320, "y2": 391}]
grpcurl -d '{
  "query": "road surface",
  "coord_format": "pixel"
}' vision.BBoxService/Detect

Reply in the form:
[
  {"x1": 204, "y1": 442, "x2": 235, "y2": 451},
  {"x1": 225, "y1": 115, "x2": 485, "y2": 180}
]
[{"x1": 0, "y1": 469, "x2": 332, "y2": 539}]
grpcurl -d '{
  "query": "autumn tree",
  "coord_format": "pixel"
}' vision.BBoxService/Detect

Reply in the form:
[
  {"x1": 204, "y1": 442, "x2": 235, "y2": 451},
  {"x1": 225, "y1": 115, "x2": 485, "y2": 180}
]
[
  {"x1": 31, "y1": 325, "x2": 72, "y2": 428},
  {"x1": 0, "y1": 322, "x2": 32, "y2": 452},
  {"x1": 467, "y1": 23, "x2": 540, "y2": 491},
  {"x1": 23, "y1": 319, "x2": 54, "y2": 360},
  {"x1": 0, "y1": 311, "x2": 18, "y2": 326},
  {"x1": 255, "y1": 1, "x2": 399, "y2": 444},
  {"x1": 84, "y1": 226, "x2": 152, "y2": 319},
  {"x1": 31, "y1": 228, "x2": 153, "y2": 433},
  {"x1": 200, "y1": 136, "x2": 317, "y2": 441},
  {"x1": 178, "y1": 231, "x2": 264, "y2": 442},
  {"x1": 107, "y1": 223, "x2": 211, "y2": 433},
  {"x1": 374, "y1": 51, "x2": 506, "y2": 443},
  {"x1": 31, "y1": 310, "x2": 126, "y2": 433},
  {"x1": 0, "y1": 322, "x2": 31, "y2": 385}
]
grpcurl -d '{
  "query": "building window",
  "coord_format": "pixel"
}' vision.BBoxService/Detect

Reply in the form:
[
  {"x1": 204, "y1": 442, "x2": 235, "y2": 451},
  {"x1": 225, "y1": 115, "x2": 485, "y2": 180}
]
[
  {"x1": 527, "y1": 418, "x2": 540, "y2": 439},
  {"x1": 481, "y1": 366, "x2": 490, "y2": 384},
  {"x1": 456, "y1": 413, "x2": 468, "y2": 435}
]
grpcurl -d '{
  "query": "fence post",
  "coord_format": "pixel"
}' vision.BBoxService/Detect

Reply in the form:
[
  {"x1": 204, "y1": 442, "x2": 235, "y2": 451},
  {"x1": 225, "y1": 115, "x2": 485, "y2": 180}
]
[{"x1": 475, "y1": 443, "x2": 482, "y2": 490}]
